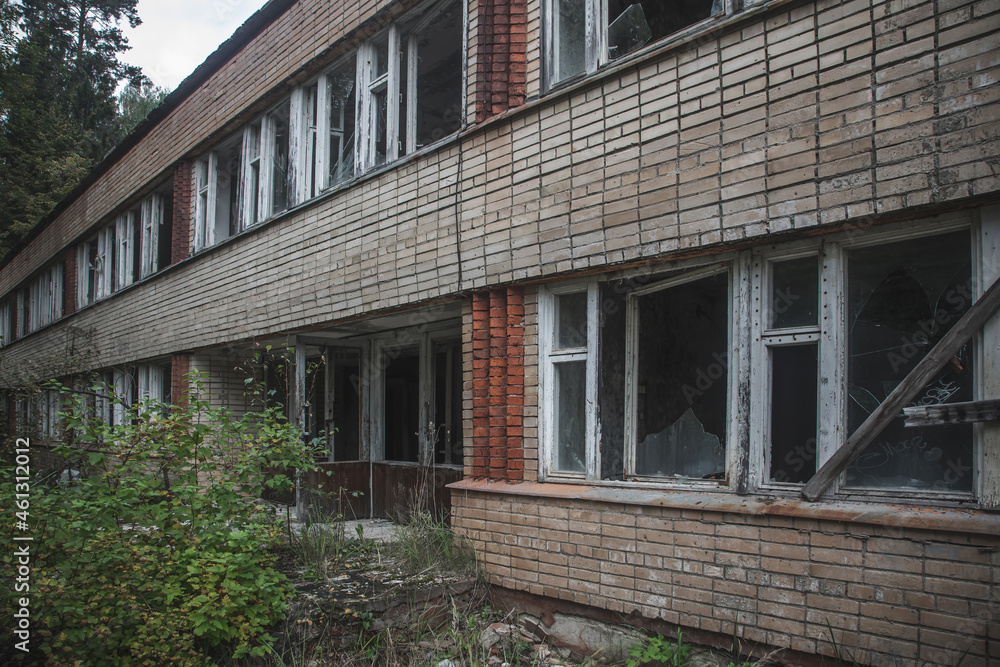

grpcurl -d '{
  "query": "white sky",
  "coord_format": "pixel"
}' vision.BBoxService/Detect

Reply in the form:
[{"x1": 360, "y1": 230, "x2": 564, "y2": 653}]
[{"x1": 121, "y1": 0, "x2": 271, "y2": 91}]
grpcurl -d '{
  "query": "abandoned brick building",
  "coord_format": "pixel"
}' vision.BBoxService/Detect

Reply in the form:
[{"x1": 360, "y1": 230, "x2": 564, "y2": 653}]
[{"x1": 2, "y1": 0, "x2": 998, "y2": 663}]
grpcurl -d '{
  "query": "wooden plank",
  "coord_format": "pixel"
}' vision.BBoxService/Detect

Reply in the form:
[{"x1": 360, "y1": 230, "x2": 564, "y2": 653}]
[
  {"x1": 802, "y1": 273, "x2": 1000, "y2": 502},
  {"x1": 903, "y1": 399, "x2": 1000, "y2": 427}
]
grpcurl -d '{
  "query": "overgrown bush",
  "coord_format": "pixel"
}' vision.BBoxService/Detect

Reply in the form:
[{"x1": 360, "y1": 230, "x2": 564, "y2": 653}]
[{"x1": 0, "y1": 373, "x2": 319, "y2": 666}]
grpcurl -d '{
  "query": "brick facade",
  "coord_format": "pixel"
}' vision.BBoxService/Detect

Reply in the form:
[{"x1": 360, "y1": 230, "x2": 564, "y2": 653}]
[
  {"x1": 451, "y1": 488, "x2": 1000, "y2": 665},
  {"x1": 1, "y1": 0, "x2": 998, "y2": 663},
  {"x1": 475, "y1": 0, "x2": 528, "y2": 120}
]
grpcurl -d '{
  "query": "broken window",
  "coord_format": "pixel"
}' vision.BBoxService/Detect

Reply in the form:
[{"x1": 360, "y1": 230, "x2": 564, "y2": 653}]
[
  {"x1": 630, "y1": 270, "x2": 729, "y2": 479},
  {"x1": 326, "y1": 58, "x2": 357, "y2": 186},
  {"x1": 194, "y1": 134, "x2": 241, "y2": 251},
  {"x1": 545, "y1": 0, "x2": 726, "y2": 88},
  {"x1": 542, "y1": 225, "x2": 979, "y2": 499},
  {"x1": 20, "y1": 262, "x2": 63, "y2": 334},
  {"x1": 357, "y1": 0, "x2": 464, "y2": 170},
  {"x1": 845, "y1": 232, "x2": 973, "y2": 492}
]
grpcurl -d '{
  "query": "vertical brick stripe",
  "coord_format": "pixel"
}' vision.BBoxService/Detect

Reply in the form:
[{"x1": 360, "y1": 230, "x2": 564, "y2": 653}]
[
  {"x1": 63, "y1": 248, "x2": 76, "y2": 317},
  {"x1": 472, "y1": 291, "x2": 491, "y2": 477},
  {"x1": 488, "y1": 288, "x2": 508, "y2": 479},
  {"x1": 171, "y1": 162, "x2": 193, "y2": 267},
  {"x1": 170, "y1": 353, "x2": 191, "y2": 409},
  {"x1": 476, "y1": 0, "x2": 527, "y2": 121},
  {"x1": 470, "y1": 286, "x2": 525, "y2": 481}
]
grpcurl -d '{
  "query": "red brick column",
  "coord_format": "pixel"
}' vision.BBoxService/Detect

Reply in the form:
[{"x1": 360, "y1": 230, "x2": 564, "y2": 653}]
[
  {"x1": 476, "y1": 0, "x2": 528, "y2": 121},
  {"x1": 505, "y1": 287, "x2": 524, "y2": 481},
  {"x1": 469, "y1": 287, "x2": 526, "y2": 481},
  {"x1": 472, "y1": 292, "x2": 490, "y2": 477},
  {"x1": 488, "y1": 289, "x2": 508, "y2": 479},
  {"x1": 171, "y1": 161, "x2": 193, "y2": 266},
  {"x1": 63, "y1": 248, "x2": 77, "y2": 316},
  {"x1": 170, "y1": 353, "x2": 191, "y2": 409}
]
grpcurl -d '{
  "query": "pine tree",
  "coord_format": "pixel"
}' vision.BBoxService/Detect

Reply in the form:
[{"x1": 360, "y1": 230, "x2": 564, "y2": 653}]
[{"x1": 0, "y1": 0, "x2": 145, "y2": 258}]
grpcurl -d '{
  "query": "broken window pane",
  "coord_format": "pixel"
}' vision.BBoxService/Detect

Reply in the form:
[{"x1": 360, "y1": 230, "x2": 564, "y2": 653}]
[
  {"x1": 555, "y1": 291, "x2": 588, "y2": 349},
  {"x1": 607, "y1": 4, "x2": 652, "y2": 60},
  {"x1": 554, "y1": 360, "x2": 587, "y2": 473},
  {"x1": 607, "y1": 0, "x2": 716, "y2": 57},
  {"x1": 846, "y1": 231, "x2": 973, "y2": 492},
  {"x1": 327, "y1": 59, "x2": 356, "y2": 186},
  {"x1": 269, "y1": 102, "x2": 290, "y2": 214},
  {"x1": 384, "y1": 349, "x2": 420, "y2": 462},
  {"x1": 634, "y1": 272, "x2": 728, "y2": 479},
  {"x1": 769, "y1": 343, "x2": 818, "y2": 484},
  {"x1": 771, "y1": 256, "x2": 818, "y2": 329},
  {"x1": 415, "y1": 0, "x2": 463, "y2": 149}
]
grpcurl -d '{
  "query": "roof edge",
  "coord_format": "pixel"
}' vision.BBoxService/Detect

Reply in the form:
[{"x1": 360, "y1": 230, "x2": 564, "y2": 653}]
[{"x1": 0, "y1": 0, "x2": 298, "y2": 271}]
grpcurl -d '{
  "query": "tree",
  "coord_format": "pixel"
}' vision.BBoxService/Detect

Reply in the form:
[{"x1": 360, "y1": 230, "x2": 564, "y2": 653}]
[
  {"x1": 0, "y1": 0, "x2": 145, "y2": 258},
  {"x1": 108, "y1": 77, "x2": 168, "y2": 147}
]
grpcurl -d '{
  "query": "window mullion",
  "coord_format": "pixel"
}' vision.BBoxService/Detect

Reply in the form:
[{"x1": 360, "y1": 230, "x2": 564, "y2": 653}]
[
  {"x1": 585, "y1": 282, "x2": 600, "y2": 480},
  {"x1": 387, "y1": 26, "x2": 400, "y2": 163},
  {"x1": 817, "y1": 242, "x2": 845, "y2": 485}
]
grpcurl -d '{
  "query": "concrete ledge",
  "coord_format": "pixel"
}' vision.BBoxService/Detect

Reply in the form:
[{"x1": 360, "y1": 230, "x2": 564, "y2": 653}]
[{"x1": 448, "y1": 479, "x2": 1000, "y2": 536}]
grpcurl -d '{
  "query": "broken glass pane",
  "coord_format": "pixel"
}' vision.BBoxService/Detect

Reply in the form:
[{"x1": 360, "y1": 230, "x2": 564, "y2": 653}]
[
  {"x1": 846, "y1": 231, "x2": 973, "y2": 492},
  {"x1": 328, "y1": 60, "x2": 357, "y2": 186},
  {"x1": 554, "y1": 360, "x2": 587, "y2": 473},
  {"x1": 769, "y1": 343, "x2": 818, "y2": 483},
  {"x1": 555, "y1": 291, "x2": 588, "y2": 349},
  {"x1": 270, "y1": 102, "x2": 290, "y2": 214},
  {"x1": 607, "y1": 0, "x2": 715, "y2": 53},
  {"x1": 635, "y1": 272, "x2": 728, "y2": 479},
  {"x1": 607, "y1": 4, "x2": 652, "y2": 60},
  {"x1": 770, "y1": 256, "x2": 818, "y2": 329}
]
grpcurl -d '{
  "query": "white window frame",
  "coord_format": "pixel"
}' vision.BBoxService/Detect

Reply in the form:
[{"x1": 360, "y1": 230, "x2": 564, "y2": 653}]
[
  {"x1": 543, "y1": 0, "x2": 737, "y2": 90},
  {"x1": 539, "y1": 217, "x2": 991, "y2": 502},
  {"x1": 538, "y1": 281, "x2": 600, "y2": 480},
  {"x1": 115, "y1": 211, "x2": 136, "y2": 291},
  {"x1": 139, "y1": 193, "x2": 163, "y2": 279},
  {"x1": 0, "y1": 301, "x2": 9, "y2": 346},
  {"x1": 21, "y1": 262, "x2": 63, "y2": 334}
]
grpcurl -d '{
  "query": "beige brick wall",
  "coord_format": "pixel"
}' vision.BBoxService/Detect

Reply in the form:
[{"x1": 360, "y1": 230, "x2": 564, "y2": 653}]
[
  {"x1": 3, "y1": 0, "x2": 999, "y2": 365},
  {"x1": 451, "y1": 489, "x2": 1000, "y2": 665}
]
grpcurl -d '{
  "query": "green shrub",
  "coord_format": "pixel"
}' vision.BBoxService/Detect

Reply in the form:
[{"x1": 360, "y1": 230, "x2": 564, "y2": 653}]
[
  {"x1": 627, "y1": 629, "x2": 691, "y2": 667},
  {"x1": 1, "y1": 373, "x2": 319, "y2": 665}
]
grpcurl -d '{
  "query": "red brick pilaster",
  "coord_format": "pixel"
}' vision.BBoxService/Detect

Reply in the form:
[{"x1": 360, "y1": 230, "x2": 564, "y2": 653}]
[
  {"x1": 170, "y1": 353, "x2": 191, "y2": 409},
  {"x1": 488, "y1": 289, "x2": 508, "y2": 479},
  {"x1": 171, "y1": 161, "x2": 193, "y2": 266},
  {"x1": 476, "y1": 0, "x2": 528, "y2": 122},
  {"x1": 63, "y1": 248, "x2": 77, "y2": 316},
  {"x1": 472, "y1": 292, "x2": 490, "y2": 477},
  {"x1": 470, "y1": 287, "x2": 525, "y2": 481},
  {"x1": 505, "y1": 286, "x2": 525, "y2": 481}
]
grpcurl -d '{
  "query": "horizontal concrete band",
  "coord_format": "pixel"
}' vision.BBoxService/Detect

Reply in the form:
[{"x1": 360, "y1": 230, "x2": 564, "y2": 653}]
[{"x1": 448, "y1": 479, "x2": 1000, "y2": 536}]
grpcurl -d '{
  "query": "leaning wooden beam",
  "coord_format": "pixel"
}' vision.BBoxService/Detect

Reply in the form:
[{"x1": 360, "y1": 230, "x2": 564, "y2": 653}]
[
  {"x1": 903, "y1": 399, "x2": 1000, "y2": 427},
  {"x1": 801, "y1": 274, "x2": 1000, "y2": 502}
]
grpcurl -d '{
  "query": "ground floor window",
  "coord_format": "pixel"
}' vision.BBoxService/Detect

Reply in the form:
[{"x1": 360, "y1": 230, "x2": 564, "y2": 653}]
[{"x1": 540, "y1": 220, "x2": 982, "y2": 500}]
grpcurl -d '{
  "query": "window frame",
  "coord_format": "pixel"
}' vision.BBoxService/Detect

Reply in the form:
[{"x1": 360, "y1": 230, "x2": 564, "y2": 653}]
[
  {"x1": 539, "y1": 218, "x2": 988, "y2": 503},
  {"x1": 543, "y1": 0, "x2": 741, "y2": 91}
]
